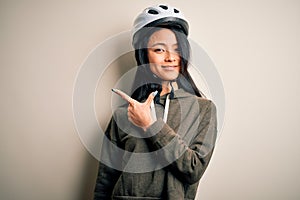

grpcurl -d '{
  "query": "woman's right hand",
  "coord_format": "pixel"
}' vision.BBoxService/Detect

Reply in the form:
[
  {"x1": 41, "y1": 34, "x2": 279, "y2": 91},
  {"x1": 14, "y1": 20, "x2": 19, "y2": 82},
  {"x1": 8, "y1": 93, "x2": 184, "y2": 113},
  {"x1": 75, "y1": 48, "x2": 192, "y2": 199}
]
[{"x1": 112, "y1": 89, "x2": 157, "y2": 131}]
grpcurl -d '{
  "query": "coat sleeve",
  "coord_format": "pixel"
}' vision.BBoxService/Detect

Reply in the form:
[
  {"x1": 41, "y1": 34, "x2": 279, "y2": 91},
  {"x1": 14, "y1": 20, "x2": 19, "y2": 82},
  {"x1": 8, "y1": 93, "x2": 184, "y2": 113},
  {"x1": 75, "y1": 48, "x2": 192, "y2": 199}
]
[
  {"x1": 94, "y1": 117, "x2": 122, "y2": 200},
  {"x1": 146, "y1": 100, "x2": 217, "y2": 184}
]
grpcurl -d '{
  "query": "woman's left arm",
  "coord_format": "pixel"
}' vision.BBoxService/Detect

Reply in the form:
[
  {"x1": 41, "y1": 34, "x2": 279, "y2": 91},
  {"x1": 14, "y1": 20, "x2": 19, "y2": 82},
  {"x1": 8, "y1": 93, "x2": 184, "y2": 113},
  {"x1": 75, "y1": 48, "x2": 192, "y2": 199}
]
[{"x1": 146, "y1": 100, "x2": 217, "y2": 184}]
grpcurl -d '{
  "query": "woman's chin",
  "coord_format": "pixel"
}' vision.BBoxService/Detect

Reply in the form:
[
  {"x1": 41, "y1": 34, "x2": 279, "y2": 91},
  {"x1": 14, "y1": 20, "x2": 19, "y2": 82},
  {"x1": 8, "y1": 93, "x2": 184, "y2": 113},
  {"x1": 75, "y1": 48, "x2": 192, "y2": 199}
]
[{"x1": 159, "y1": 74, "x2": 179, "y2": 81}]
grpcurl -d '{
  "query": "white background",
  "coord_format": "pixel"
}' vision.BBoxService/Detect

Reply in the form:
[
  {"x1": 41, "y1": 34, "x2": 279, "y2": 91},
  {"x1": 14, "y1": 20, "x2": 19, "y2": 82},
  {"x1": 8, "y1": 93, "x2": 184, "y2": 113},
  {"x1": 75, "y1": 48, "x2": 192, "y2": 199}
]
[{"x1": 1, "y1": 0, "x2": 299, "y2": 199}]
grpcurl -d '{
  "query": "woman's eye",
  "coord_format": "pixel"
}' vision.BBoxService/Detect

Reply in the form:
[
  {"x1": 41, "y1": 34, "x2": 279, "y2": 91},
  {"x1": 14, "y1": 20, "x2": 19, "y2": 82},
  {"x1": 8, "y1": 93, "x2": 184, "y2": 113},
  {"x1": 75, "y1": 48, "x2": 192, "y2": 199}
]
[{"x1": 154, "y1": 48, "x2": 165, "y2": 53}]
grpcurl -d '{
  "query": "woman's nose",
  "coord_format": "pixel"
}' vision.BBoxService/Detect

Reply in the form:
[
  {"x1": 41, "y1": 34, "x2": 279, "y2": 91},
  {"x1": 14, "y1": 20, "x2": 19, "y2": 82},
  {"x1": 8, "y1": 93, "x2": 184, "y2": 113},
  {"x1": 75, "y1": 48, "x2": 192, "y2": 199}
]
[{"x1": 164, "y1": 51, "x2": 176, "y2": 62}]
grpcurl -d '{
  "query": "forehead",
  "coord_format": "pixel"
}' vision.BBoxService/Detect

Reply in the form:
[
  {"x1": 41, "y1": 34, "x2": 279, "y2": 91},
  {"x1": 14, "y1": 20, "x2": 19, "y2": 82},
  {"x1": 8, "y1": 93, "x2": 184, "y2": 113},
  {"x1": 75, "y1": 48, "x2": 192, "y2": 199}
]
[{"x1": 148, "y1": 28, "x2": 177, "y2": 46}]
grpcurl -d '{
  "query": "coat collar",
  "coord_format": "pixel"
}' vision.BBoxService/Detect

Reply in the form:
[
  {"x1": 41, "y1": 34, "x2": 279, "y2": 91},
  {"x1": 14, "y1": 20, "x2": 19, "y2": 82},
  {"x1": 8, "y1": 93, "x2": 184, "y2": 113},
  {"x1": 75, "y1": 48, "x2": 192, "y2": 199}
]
[{"x1": 160, "y1": 88, "x2": 195, "y2": 100}]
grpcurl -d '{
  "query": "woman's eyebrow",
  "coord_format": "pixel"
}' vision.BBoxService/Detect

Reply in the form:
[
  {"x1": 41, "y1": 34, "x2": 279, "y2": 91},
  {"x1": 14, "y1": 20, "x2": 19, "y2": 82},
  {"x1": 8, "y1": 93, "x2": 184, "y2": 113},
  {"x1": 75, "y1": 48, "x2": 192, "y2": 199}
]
[
  {"x1": 150, "y1": 43, "x2": 178, "y2": 47},
  {"x1": 150, "y1": 43, "x2": 166, "y2": 47}
]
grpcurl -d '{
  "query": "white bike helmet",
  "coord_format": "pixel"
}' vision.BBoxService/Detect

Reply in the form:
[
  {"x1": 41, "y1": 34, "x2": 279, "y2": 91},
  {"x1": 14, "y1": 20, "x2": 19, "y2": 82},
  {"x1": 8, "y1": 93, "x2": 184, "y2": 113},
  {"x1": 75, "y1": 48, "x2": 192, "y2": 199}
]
[{"x1": 132, "y1": 4, "x2": 189, "y2": 41}]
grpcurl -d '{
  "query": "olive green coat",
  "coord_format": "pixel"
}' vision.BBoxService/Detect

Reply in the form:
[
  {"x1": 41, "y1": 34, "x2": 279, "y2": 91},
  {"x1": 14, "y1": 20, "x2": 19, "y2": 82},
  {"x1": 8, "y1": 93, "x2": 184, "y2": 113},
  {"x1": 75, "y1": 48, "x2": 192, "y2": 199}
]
[{"x1": 94, "y1": 89, "x2": 217, "y2": 200}]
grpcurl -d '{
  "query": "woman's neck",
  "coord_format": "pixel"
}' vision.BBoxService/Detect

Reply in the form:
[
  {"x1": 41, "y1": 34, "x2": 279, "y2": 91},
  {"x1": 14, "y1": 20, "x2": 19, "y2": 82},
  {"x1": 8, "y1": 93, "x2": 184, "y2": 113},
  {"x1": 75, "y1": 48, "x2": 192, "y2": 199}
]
[{"x1": 160, "y1": 81, "x2": 178, "y2": 96}]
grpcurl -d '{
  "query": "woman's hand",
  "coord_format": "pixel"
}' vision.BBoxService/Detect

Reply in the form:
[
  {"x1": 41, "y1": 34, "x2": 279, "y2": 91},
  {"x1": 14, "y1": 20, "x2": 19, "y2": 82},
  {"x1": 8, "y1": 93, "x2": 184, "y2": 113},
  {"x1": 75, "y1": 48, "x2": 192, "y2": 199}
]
[{"x1": 112, "y1": 89, "x2": 157, "y2": 131}]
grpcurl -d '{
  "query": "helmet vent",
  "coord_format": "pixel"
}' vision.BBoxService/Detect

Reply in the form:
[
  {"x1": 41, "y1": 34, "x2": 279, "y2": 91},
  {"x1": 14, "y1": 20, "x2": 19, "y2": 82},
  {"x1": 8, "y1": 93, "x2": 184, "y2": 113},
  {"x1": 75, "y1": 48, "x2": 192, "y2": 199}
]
[
  {"x1": 174, "y1": 8, "x2": 179, "y2": 13},
  {"x1": 148, "y1": 9, "x2": 159, "y2": 15},
  {"x1": 159, "y1": 5, "x2": 168, "y2": 10}
]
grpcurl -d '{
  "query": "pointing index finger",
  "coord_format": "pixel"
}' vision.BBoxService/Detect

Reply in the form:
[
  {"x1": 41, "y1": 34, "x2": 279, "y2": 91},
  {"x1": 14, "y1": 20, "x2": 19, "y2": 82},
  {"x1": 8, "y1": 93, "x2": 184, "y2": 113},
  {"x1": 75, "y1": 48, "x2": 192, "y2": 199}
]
[{"x1": 111, "y1": 88, "x2": 135, "y2": 105}]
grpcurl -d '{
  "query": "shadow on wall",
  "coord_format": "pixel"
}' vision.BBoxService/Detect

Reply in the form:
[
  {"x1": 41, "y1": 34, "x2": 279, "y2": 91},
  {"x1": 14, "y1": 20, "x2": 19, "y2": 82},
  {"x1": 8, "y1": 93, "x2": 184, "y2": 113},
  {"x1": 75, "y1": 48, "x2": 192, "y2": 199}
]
[
  {"x1": 95, "y1": 51, "x2": 136, "y2": 131},
  {"x1": 78, "y1": 154, "x2": 99, "y2": 200}
]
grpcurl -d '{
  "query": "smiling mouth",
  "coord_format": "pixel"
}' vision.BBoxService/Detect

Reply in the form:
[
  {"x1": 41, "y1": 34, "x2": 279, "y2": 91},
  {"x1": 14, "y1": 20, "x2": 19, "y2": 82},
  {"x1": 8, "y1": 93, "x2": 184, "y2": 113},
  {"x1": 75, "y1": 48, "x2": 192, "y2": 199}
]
[{"x1": 161, "y1": 66, "x2": 178, "y2": 70}]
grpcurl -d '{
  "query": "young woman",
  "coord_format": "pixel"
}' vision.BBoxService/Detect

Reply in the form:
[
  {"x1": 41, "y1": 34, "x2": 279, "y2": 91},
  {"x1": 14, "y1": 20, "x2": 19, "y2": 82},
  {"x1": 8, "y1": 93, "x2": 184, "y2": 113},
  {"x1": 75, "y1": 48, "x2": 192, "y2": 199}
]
[{"x1": 94, "y1": 4, "x2": 217, "y2": 200}]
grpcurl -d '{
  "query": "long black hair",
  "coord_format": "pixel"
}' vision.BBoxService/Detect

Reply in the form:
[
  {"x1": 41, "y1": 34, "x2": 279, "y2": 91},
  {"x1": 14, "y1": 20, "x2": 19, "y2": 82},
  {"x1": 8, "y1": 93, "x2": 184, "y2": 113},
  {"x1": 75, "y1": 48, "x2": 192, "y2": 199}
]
[{"x1": 131, "y1": 23, "x2": 202, "y2": 102}]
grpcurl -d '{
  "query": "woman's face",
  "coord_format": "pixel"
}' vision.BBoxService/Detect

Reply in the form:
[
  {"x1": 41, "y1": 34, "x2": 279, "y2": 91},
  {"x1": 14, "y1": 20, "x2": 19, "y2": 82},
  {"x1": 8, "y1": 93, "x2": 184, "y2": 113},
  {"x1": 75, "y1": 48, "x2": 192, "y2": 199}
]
[{"x1": 147, "y1": 28, "x2": 181, "y2": 81}]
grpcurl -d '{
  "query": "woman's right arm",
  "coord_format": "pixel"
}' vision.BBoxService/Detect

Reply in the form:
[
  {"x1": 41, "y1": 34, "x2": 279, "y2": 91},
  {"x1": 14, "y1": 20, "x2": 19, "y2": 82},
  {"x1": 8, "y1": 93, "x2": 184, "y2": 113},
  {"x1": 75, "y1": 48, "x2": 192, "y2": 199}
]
[
  {"x1": 94, "y1": 163, "x2": 121, "y2": 200},
  {"x1": 94, "y1": 118, "x2": 122, "y2": 200}
]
